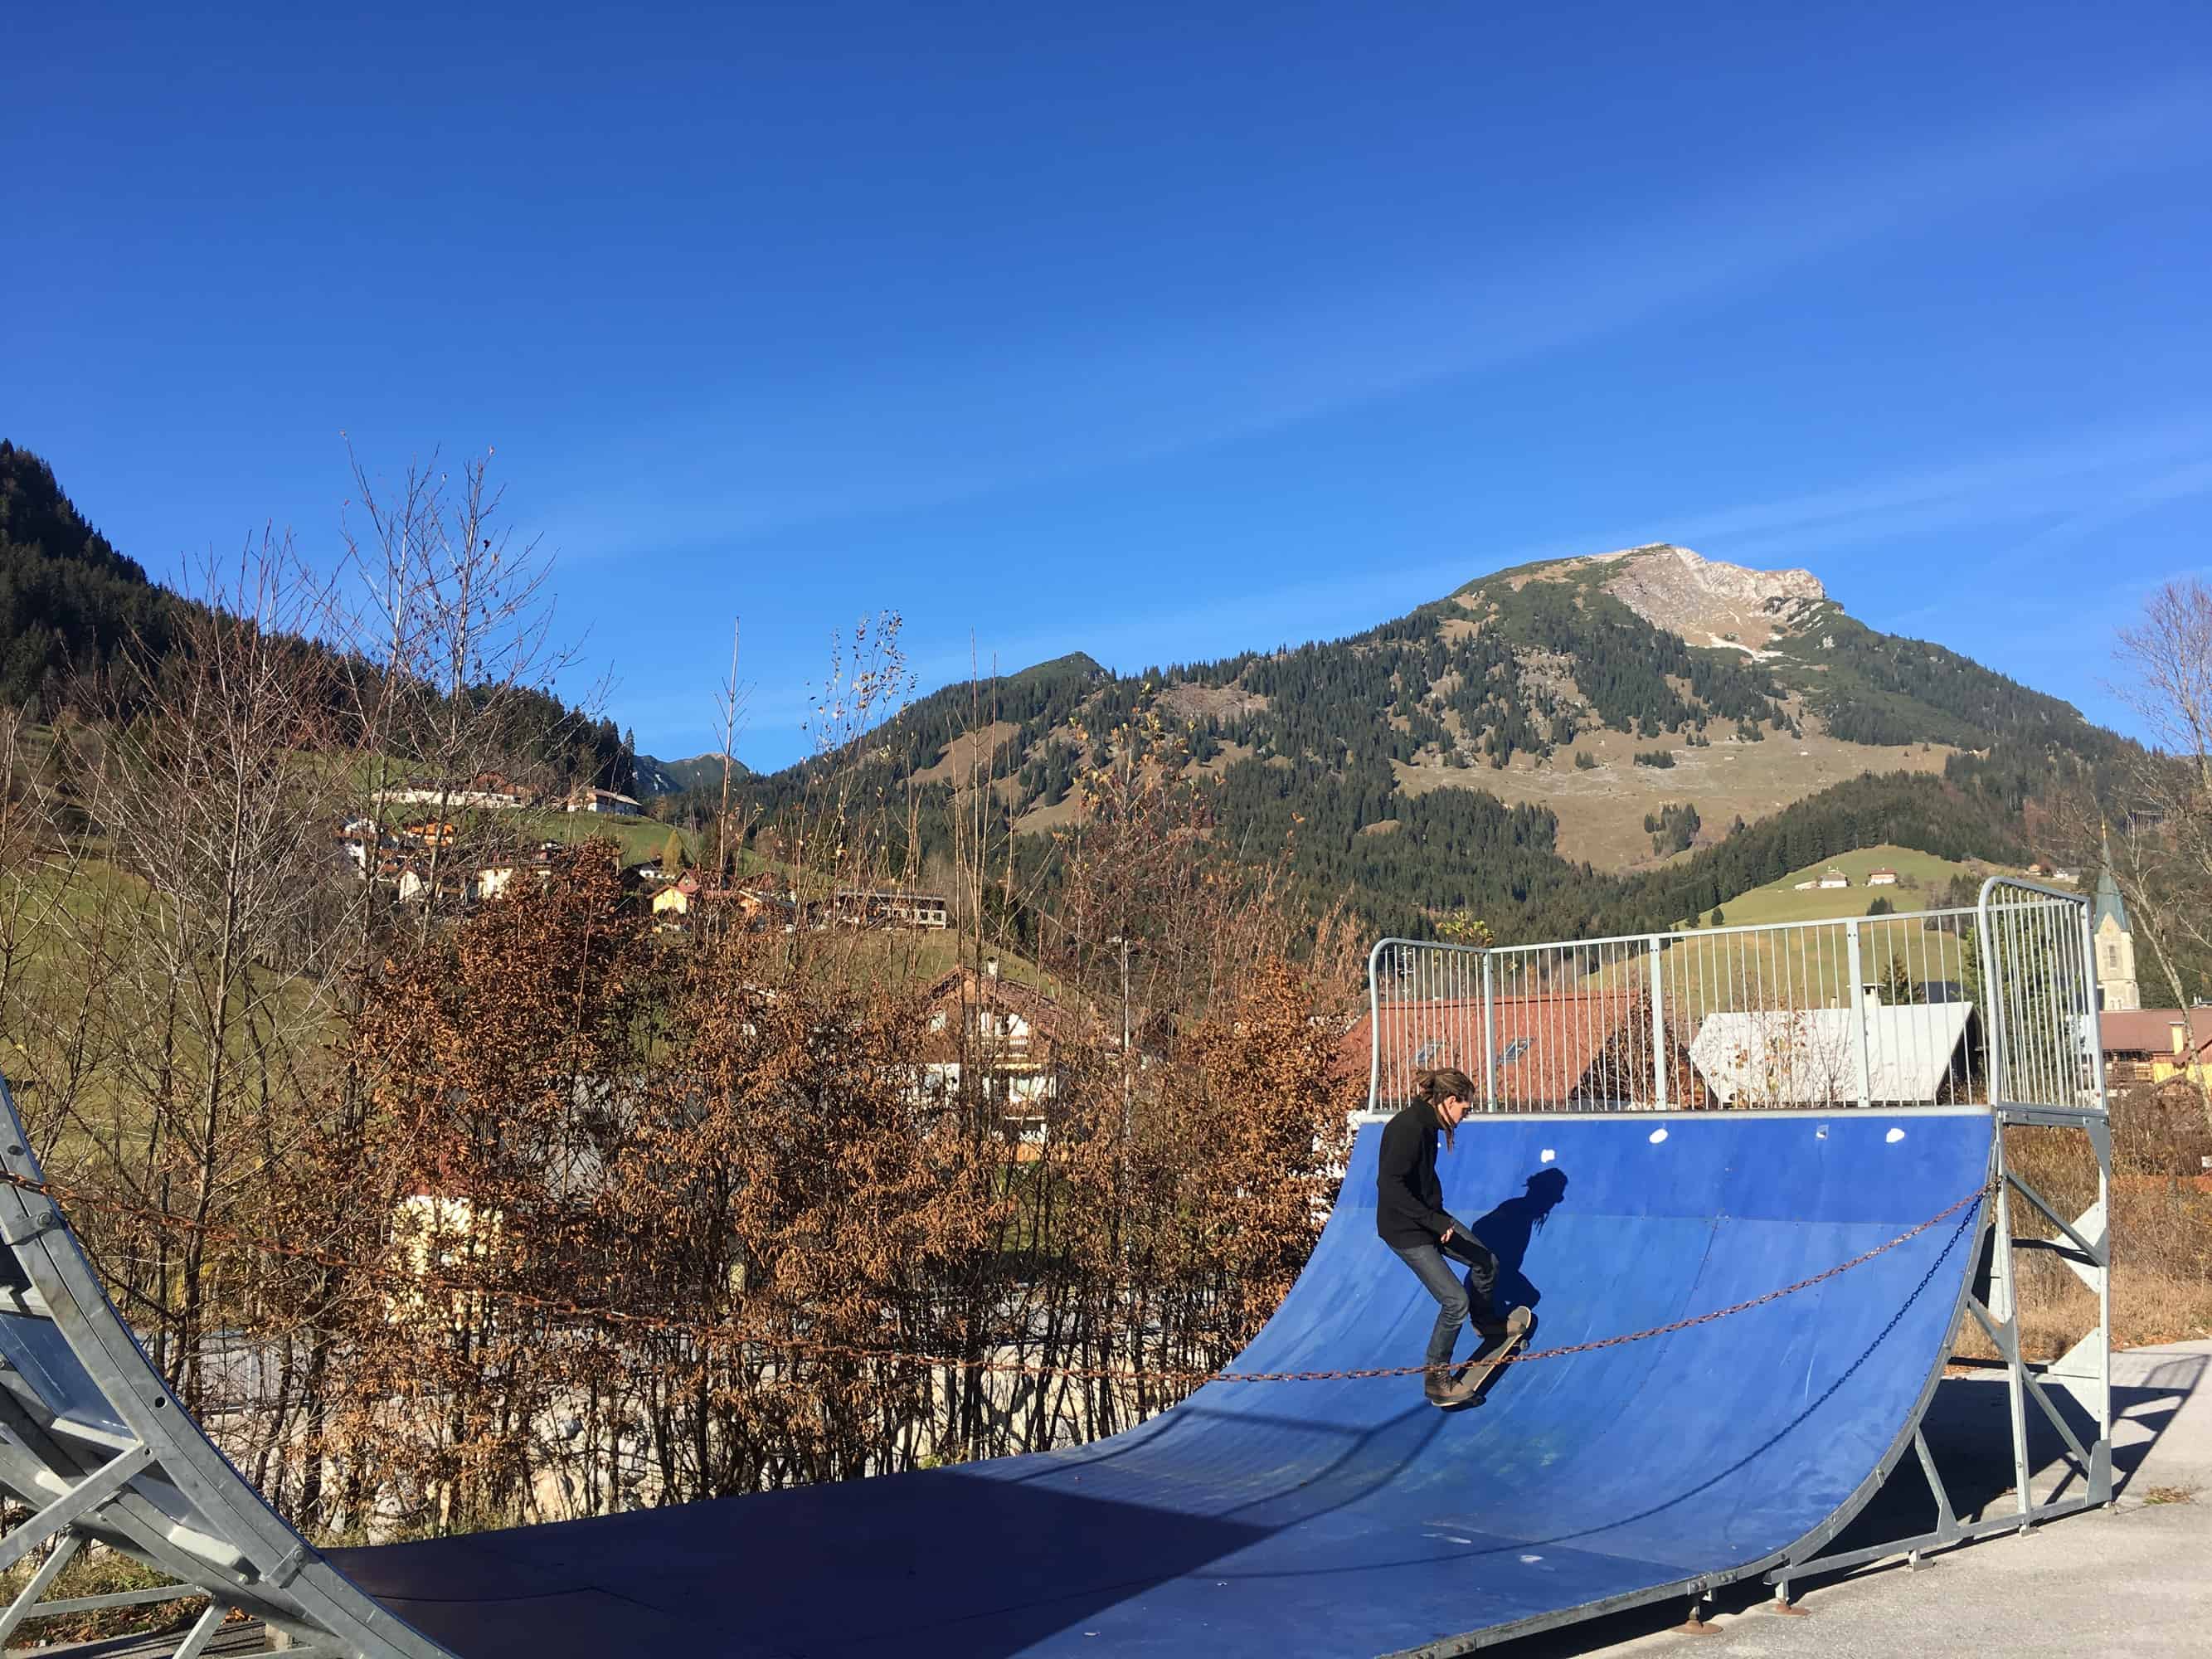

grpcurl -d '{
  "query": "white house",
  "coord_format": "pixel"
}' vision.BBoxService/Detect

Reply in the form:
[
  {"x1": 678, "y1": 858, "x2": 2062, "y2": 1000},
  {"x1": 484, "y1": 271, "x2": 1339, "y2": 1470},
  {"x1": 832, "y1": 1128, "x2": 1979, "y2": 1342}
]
[
  {"x1": 474, "y1": 864, "x2": 532, "y2": 901},
  {"x1": 377, "y1": 786, "x2": 527, "y2": 810},
  {"x1": 566, "y1": 788, "x2": 641, "y2": 817},
  {"x1": 1690, "y1": 993, "x2": 1975, "y2": 1106},
  {"x1": 338, "y1": 819, "x2": 386, "y2": 873},
  {"x1": 914, "y1": 967, "x2": 1072, "y2": 1141},
  {"x1": 834, "y1": 888, "x2": 951, "y2": 929},
  {"x1": 1867, "y1": 868, "x2": 1898, "y2": 886},
  {"x1": 1816, "y1": 868, "x2": 1850, "y2": 889}
]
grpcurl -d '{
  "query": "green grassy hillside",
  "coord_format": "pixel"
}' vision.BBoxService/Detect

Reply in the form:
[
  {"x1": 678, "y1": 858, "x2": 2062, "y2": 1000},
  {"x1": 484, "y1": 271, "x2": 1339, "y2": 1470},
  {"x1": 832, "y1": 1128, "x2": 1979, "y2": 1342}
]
[{"x1": 1704, "y1": 844, "x2": 2034, "y2": 928}]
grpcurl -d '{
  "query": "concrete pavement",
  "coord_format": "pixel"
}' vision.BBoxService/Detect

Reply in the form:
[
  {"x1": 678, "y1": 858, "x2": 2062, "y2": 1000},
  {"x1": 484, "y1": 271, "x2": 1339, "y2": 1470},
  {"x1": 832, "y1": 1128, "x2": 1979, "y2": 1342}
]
[{"x1": 1504, "y1": 1340, "x2": 2212, "y2": 1659}]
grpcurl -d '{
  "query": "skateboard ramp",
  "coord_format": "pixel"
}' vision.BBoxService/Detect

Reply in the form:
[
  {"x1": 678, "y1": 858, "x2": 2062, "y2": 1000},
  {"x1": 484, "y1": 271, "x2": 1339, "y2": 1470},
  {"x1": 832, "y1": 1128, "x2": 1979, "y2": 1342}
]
[{"x1": 0, "y1": 1097, "x2": 1995, "y2": 1658}]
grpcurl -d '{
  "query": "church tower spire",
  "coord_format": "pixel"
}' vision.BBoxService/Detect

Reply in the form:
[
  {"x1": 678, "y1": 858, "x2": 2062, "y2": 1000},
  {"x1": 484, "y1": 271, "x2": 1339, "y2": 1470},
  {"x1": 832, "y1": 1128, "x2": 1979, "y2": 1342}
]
[{"x1": 2093, "y1": 827, "x2": 2140, "y2": 1011}]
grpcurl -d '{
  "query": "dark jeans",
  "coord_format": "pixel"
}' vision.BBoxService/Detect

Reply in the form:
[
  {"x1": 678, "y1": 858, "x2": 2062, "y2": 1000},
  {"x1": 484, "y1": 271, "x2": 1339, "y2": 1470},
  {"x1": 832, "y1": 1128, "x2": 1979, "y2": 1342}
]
[{"x1": 1392, "y1": 1221, "x2": 1501, "y2": 1371}]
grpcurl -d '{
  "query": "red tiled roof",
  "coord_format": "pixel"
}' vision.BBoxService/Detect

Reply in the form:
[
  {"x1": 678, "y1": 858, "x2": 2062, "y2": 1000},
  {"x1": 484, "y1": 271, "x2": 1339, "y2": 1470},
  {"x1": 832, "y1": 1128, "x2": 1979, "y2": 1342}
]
[
  {"x1": 2099, "y1": 1008, "x2": 2212, "y2": 1058},
  {"x1": 916, "y1": 967, "x2": 1080, "y2": 1064},
  {"x1": 1343, "y1": 992, "x2": 1661, "y2": 1107}
]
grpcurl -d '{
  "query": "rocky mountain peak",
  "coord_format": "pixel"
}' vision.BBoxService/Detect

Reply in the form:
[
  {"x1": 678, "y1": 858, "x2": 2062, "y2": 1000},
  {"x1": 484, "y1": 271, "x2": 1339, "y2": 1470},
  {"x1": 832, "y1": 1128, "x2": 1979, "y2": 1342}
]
[{"x1": 1581, "y1": 543, "x2": 1826, "y2": 654}]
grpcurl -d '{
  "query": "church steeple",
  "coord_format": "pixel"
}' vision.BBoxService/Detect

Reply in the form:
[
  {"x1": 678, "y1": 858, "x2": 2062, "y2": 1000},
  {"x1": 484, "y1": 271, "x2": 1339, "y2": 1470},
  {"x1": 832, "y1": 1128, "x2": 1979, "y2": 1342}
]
[
  {"x1": 2093, "y1": 827, "x2": 2130, "y2": 934},
  {"x1": 2093, "y1": 827, "x2": 2139, "y2": 1011}
]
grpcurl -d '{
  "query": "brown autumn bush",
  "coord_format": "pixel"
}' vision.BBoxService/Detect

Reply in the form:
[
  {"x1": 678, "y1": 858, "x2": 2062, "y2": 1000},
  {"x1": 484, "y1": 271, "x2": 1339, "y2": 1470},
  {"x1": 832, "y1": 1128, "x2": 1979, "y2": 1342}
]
[
  {"x1": 597, "y1": 921, "x2": 1009, "y2": 1498},
  {"x1": 2112, "y1": 1081, "x2": 2212, "y2": 1178},
  {"x1": 1992, "y1": 1094, "x2": 2212, "y2": 1359},
  {"x1": 265, "y1": 691, "x2": 1371, "y2": 1538},
  {"x1": 301, "y1": 844, "x2": 662, "y2": 1534},
  {"x1": 0, "y1": 611, "x2": 1372, "y2": 1544}
]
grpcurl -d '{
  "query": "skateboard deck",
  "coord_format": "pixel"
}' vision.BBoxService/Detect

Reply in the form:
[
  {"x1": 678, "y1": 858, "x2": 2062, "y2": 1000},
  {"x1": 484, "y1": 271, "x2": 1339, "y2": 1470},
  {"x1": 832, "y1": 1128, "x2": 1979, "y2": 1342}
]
[{"x1": 1440, "y1": 1305, "x2": 1534, "y2": 1408}]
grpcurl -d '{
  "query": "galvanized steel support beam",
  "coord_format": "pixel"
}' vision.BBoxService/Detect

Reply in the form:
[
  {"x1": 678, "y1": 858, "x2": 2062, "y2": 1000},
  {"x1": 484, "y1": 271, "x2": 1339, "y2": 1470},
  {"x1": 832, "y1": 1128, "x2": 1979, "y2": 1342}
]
[
  {"x1": 170, "y1": 1600, "x2": 227, "y2": 1659},
  {"x1": 0, "y1": 1079, "x2": 458, "y2": 1659},
  {"x1": 0, "y1": 1442, "x2": 153, "y2": 1574},
  {"x1": 12, "y1": 1583, "x2": 209, "y2": 1620},
  {"x1": 1766, "y1": 1496, "x2": 2102, "y2": 1585},
  {"x1": 0, "y1": 1529, "x2": 83, "y2": 1645},
  {"x1": 1912, "y1": 1428, "x2": 1957, "y2": 1535}
]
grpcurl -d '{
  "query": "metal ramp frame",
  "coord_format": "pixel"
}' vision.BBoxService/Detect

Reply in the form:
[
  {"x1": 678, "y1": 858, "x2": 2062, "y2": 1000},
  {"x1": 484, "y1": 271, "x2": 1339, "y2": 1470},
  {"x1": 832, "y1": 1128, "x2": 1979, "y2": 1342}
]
[
  {"x1": 1753, "y1": 1094, "x2": 2113, "y2": 1610},
  {"x1": 0, "y1": 1102, "x2": 452, "y2": 1658},
  {"x1": 1361, "y1": 876, "x2": 2116, "y2": 1624},
  {"x1": 1766, "y1": 876, "x2": 2117, "y2": 1603}
]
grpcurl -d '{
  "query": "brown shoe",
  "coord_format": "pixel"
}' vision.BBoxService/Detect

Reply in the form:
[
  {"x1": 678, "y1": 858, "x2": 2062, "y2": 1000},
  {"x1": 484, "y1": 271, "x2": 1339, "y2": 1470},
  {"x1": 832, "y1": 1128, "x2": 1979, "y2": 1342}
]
[{"x1": 1423, "y1": 1367, "x2": 1455, "y2": 1406}]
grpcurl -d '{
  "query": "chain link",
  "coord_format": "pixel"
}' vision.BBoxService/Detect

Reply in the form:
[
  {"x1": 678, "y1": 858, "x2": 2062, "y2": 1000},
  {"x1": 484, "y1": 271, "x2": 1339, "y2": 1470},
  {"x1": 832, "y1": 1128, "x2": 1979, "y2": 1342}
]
[{"x1": 0, "y1": 1167, "x2": 1991, "y2": 1389}]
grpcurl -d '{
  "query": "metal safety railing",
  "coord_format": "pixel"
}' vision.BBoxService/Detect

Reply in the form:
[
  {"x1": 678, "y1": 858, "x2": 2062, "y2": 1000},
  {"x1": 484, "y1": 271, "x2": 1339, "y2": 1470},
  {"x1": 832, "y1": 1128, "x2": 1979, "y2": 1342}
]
[
  {"x1": 1366, "y1": 885, "x2": 2102, "y2": 1115},
  {"x1": 1975, "y1": 876, "x2": 2106, "y2": 1113}
]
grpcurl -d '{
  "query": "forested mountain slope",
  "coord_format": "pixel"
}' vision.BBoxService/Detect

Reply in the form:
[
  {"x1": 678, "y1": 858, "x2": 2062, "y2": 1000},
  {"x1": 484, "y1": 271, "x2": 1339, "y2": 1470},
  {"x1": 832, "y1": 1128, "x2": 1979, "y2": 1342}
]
[
  {"x1": 731, "y1": 544, "x2": 2126, "y2": 942},
  {"x1": 0, "y1": 441, "x2": 638, "y2": 792},
  {"x1": 0, "y1": 440, "x2": 177, "y2": 708},
  {"x1": 12, "y1": 436, "x2": 2122, "y2": 945}
]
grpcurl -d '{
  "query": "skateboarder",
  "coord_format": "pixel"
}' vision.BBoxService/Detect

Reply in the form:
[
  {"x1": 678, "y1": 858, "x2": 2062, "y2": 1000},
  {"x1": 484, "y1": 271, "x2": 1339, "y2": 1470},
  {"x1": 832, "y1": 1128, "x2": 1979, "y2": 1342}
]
[{"x1": 1377, "y1": 1068, "x2": 1514, "y2": 1405}]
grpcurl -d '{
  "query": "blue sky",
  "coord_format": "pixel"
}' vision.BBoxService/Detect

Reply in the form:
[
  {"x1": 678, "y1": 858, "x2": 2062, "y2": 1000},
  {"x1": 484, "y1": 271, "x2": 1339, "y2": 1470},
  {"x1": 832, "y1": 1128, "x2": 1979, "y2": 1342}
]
[{"x1": 7, "y1": 2, "x2": 2211, "y2": 768}]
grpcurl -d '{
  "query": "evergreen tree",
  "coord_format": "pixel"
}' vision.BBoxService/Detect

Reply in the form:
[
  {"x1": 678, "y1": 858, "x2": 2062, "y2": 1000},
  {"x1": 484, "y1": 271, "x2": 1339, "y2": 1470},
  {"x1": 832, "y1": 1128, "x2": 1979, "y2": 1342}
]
[{"x1": 1878, "y1": 952, "x2": 1915, "y2": 1005}]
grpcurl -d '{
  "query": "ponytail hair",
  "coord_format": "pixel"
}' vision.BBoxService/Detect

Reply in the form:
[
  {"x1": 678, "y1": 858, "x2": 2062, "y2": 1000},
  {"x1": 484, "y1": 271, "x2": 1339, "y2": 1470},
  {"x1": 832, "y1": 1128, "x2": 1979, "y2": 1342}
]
[{"x1": 1416, "y1": 1067, "x2": 1478, "y2": 1150}]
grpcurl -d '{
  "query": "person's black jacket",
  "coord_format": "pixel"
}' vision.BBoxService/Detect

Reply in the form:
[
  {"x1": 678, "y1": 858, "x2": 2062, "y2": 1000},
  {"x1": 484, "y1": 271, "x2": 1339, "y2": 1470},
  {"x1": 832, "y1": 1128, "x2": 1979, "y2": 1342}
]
[{"x1": 1375, "y1": 1101, "x2": 1455, "y2": 1250}]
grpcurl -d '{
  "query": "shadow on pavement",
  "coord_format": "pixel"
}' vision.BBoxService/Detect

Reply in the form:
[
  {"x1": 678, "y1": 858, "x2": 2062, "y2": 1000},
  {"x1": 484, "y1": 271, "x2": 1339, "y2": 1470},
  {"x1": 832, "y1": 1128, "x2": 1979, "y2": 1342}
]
[
  {"x1": 1480, "y1": 1347, "x2": 2208, "y2": 1658},
  {"x1": 1827, "y1": 1346, "x2": 2208, "y2": 1559}
]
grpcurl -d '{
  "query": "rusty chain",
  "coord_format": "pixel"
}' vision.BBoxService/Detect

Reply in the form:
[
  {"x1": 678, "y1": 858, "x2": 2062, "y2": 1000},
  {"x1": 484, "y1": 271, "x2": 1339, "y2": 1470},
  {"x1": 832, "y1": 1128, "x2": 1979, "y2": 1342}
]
[{"x1": 0, "y1": 1165, "x2": 1991, "y2": 1389}]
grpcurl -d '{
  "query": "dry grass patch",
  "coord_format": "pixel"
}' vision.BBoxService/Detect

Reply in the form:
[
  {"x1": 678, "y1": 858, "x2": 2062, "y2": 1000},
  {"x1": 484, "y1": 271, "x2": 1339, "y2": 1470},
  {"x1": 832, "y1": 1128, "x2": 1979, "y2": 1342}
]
[
  {"x1": 907, "y1": 719, "x2": 1021, "y2": 786},
  {"x1": 1012, "y1": 742, "x2": 1253, "y2": 837},
  {"x1": 1155, "y1": 682, "x2": 1266, "y2": 723},
  {"x1": 1952, "y1": 1109, "x2": 2212, "y2": 1362},
  {"x1": 1395, "y1": 730, "x2": 1956, "y2": 869},
  {"x1": 0, "y1": 1540, "x2": 211, "y2": 1646}
]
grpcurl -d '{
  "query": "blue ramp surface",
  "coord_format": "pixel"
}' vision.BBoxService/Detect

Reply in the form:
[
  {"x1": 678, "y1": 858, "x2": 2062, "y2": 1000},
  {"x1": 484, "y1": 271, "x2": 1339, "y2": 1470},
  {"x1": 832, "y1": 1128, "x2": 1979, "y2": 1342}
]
[{"x1": 329, "y1": 1110, "x2": 1991, "y2": 1659}]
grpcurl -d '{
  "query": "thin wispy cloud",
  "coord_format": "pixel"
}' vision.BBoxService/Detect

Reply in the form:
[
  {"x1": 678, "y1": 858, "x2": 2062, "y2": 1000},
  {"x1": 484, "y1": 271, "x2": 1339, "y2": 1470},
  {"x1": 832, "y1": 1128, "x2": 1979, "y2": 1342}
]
[
  {"x1": 554, "y1": 75, "x2": 2212, "y2": 559},
  {"x1": 901, "y1": 557, "x2": 1475, "y2": 692},
  {"x1": 2003, "y1": 458, "x2": 2212, "y2": 562},
  {"x1": 918, "y1": 417, "x2": 2212, "y2": 703},
  {"x1": 1652, "y1": 419, "x2": 2212, "y2": 571},
  {"x1": 656, "y1": 418, "x2": 2204, "y2": 765}
]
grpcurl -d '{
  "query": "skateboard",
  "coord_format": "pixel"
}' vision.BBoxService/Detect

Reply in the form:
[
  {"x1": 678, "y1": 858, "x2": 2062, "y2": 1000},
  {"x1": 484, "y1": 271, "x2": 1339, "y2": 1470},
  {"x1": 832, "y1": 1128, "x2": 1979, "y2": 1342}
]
[{"x1": 1439, "y1": 1305, "x2": 1534, "y2": 1408}]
